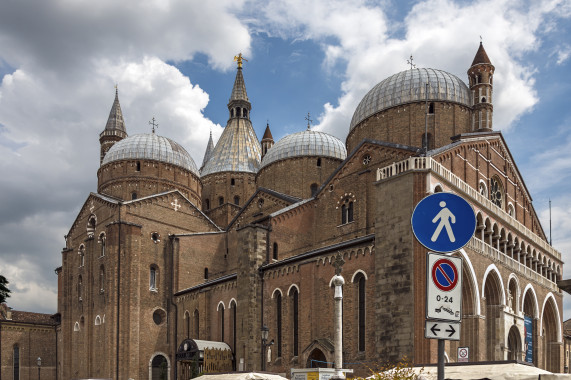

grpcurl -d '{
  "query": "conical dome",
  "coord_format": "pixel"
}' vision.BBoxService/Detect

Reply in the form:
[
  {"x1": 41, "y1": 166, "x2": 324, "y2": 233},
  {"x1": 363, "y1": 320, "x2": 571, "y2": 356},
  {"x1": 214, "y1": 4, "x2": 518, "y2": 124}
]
[
  {"x1": 261, "y1": 129, "x2": 346, "y2": 168},
  {"x1": 201, "y1": 65, "x2": 262, "y2": 176}
]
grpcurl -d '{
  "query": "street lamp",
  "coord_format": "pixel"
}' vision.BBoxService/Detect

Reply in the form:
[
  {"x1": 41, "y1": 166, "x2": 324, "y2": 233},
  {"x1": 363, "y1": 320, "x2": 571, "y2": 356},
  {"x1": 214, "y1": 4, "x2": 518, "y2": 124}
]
[
  {"x1": 37, "y1": 357, "x2": 42, "y2": 380},
  {"x1": 261, "y1": 325, "x2": 274, "y2": 371}
]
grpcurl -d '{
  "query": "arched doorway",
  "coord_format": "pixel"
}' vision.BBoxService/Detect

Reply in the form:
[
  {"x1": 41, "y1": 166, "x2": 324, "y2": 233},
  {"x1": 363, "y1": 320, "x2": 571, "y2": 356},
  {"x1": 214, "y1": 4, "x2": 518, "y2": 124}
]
[
  {"x1": 507, "y1": 325, "x2": 522, "y2": 360},
  {"x1": 542, "y1": 297, "x2": 561, "y2": 372},
  {"x1": 150, "y1": 354, "x2": 170, "y2": 380},
  {"x1": 483, "y1": 268, "x2": 503, "y2": 360},
  {"x1": 306, "y1": 348, "x2": 328, "y2": 368}
]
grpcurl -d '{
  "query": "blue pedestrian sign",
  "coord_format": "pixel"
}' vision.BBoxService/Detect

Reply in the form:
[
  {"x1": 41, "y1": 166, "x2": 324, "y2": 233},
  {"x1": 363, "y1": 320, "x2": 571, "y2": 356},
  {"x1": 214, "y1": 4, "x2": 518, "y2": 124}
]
[{"x1": 412, "y1": 192, "x2": 476, "y2": 253}]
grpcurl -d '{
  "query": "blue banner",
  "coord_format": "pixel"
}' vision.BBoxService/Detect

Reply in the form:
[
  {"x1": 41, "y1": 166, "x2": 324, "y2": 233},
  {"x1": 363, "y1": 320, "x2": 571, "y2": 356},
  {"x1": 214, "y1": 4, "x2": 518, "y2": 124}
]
[{"x1": 524, "y1": 316, "x2": 533, "y2": 363}]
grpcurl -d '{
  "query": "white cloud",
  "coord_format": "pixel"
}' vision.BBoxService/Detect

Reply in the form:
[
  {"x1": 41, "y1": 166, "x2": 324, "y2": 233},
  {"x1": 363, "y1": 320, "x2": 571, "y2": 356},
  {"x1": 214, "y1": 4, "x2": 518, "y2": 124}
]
[
  {"x1": 0, "y1": 0, "x2": 249, "y2": 313},
  {"x1": 248, "y1": 0, "x2": 567, "y2": 139}
]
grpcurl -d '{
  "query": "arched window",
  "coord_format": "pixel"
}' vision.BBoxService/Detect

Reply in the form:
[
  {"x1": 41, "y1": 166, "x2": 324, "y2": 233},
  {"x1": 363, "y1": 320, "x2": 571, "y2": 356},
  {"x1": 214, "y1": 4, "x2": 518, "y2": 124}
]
[
  {"x1": 99, "y1": 265, "x2": 105, "y2": 293},
  {"x1": 276, "y1": 293, "x2": 282, "y2": 357},
  {"x1": 13, "y1": 345, "x2": 20, "y2": 380},
  {"x1": 231, "y1": 178, "x2": 235, "y2": 186},
  {"x1": 273, "y1": 242, "x2": 278, "y2": 260},
  {"x1": 317, "y1": 158, "x2": 321, "y2": 167},
  {"x1": 150, "y1": 265, "x2": 158, "y2": 291},
  {"x1": 185, "y1": 311, "x2": 190, "y2": 338},
  {"x1": 234, "y1": 196, "x2": 240, "y2": 205},
  {"x1": 230, "y1": 301, "x2": 237, "y2": 351},
  {"x1": 218, "y1": 303, "x2": 225, "y2": 341},
  {"x1": 310, "y1": 183, "x2": 318, "y2": 197},
  {"x1": 79, "y1": 245, "x2": 85, "y2": 267},
  {"x1": 205, "y1": 199, "x2": 210, "y2": 210},
  {"x1": 354, "y1": 273, "x2": 366, "y2": 351},
  {"x1": 99, "y1": 233, "x2": 106, "y2": 257},
  {"x1": 291, "y1": 287, "x2": 299, "y2": 356},
  {"x1": 132, "y1": 192, "x2": 137, "y2": 200},
  {"x1": 243, "y1": 109, "x2": 248, "y2": 118},
  {"x1": 231, "y1": 108, "x2": 235, "y2": 118},
  {"x1": 479, "y1": 180, "x2": 488, "y2": 197},
  {"x1": 78, "y1": 275, "x2": 83, "y2": 301},
  {"x1": 219, "y1": 197, "x2": 224, "y2": 206},
  {"x1": 428, "y1": 102, "x2": 435, "y2": 114},
  {"x1": 136, "y1": 161, "x2": 141, "y2": 171},
  {"x1": 204, "y1": 267, "x2": 209, "y2": 280},
  {"x1": 193, "y1": 309, "x2": 200, "y2": 339},
  {"x1": 87, "y1": 215, "x2": 96, "y2": 237},
  {"x1": 341, "y1": 199, "x2": 354, "y2": 224}
]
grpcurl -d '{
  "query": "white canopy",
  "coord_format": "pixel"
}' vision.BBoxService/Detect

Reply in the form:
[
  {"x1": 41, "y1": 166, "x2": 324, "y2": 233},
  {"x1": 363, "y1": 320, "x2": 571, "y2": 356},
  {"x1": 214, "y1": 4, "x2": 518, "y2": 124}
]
[
  {"x1": 196, "y1": 372, "x2": 287, "y2": 380},
  {"x1": 391, "y1": 363, "x2": 569, "y2": 380}
]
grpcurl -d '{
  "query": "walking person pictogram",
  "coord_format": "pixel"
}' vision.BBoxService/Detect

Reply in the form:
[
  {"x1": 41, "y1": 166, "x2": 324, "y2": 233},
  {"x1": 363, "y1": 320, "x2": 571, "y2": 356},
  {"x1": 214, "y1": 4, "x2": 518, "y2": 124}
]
[{"x1": 431, "y1": 201, "x2": 456, "y2": 242}]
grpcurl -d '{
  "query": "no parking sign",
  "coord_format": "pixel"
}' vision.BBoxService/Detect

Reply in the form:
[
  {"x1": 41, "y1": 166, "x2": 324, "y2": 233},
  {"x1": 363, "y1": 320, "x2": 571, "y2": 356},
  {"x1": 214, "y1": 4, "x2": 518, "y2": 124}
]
[{"x1": 426, "y1": 252, "x2": 462, "y2": 322}]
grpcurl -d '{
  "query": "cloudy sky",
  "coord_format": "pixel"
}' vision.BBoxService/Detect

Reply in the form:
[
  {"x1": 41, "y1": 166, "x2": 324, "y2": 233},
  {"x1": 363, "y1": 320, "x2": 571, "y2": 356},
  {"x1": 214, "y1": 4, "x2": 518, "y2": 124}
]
[{"x1": 1, "y1": 0, "x2": 571, "y2": 320}]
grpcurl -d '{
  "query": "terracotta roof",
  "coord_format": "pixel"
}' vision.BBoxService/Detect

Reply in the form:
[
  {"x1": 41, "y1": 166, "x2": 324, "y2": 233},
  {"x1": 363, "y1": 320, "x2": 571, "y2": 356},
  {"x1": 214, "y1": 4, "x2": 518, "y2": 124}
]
[
  {"x1": 471, "y1": 42, "x2": 492, "y2": 66},
  {"x1": 1, "y1": 310, "x2": 58, "y2": 326},
  {"x1": 262, "y1": 124, "x2": 273, "y2": 141}
]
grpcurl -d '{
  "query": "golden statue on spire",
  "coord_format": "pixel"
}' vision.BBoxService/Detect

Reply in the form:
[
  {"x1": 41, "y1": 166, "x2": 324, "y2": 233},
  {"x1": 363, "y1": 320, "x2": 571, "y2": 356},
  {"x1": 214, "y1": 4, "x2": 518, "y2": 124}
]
[{"x1": 233, "y1": 53, "x2": 248, "y2": 68}]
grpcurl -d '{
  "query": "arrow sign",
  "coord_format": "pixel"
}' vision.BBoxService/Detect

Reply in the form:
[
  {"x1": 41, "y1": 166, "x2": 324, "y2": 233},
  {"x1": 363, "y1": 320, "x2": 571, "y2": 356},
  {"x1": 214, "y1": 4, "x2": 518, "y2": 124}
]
[
  {"x1": 446, "y1": 324, "x2": 456, "y2": 337},
  {"x1": 425, "y1": 320, "x2": 461, "y2": 341}
]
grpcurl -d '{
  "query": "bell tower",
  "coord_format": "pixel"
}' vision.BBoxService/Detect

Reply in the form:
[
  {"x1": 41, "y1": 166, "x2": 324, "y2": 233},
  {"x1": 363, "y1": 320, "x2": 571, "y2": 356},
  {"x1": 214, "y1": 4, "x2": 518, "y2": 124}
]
[
  {"x1": 468, "y1": 42, "x2": 494, "y2": 131},
  {"x1": 99, "y1": 87, "x2": 127, "y2": 164}
]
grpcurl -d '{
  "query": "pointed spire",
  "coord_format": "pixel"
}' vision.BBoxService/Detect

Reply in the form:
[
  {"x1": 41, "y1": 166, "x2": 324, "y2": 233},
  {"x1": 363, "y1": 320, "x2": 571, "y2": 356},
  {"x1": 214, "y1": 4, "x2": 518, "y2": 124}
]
[
  {"x1": 262, "y1": 122, "x2": 273, "y2": 141},
  {"x1": 261, "y1": 122, "x2": 274, "y2": 160},
  {"x1": 105, "y1": 87, "x2": 127, "y2": 133},
  {"x1": 229, "y1": 66, "x2": 249, "y2": 103},
  {"x1": 471, "y1": 41, "x2": 492, "y2": 67},
  {"x1": 200, "y1": 129, "x2": 215, "y2": 173}
]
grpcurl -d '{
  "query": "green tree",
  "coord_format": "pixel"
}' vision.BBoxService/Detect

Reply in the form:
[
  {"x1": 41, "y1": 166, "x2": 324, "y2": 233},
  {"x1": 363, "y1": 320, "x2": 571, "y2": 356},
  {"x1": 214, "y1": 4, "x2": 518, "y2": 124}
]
[{"x1": 0, "y1": 275, "x2": 11, "y2": 304}]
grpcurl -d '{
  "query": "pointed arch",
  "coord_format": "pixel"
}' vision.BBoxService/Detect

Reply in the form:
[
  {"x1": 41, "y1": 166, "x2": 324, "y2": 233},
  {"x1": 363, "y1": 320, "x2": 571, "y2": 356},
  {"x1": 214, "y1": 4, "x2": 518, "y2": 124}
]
[
  {"x1": 482, "y1": 264, "x2": 506, "y2": 305},
  {"x1": 540, "y1": 293, "x2": 562, "y2": 342},
  {"x1": 458, "y1": 248, "x2": 481, "y2": 315},
  {"x1": 521, "y1": 284, "x2": 539, "y2": 318},
  {"x1": 271, "y1": 288, "x2": 283, "y2": 299},
  {"x1": 287, "y1": 283, "x2": 300, "y2": 296},
  {"x1": 351, "y1": 269, "x2": 368, "y2": 283}
]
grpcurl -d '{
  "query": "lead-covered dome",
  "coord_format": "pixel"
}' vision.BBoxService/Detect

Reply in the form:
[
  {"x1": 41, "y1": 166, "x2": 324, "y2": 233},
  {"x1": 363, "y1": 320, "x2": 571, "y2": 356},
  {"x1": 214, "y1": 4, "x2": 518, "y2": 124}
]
[
  {"x1": 349, "y1": 68, "x2": 471, "y2": 131},
  {"x1": 102, "y1": 133, "x2": 199, "y2": 175},
  {"x1": 261, "y1": 129, "x2": 347, "y2": 168}
]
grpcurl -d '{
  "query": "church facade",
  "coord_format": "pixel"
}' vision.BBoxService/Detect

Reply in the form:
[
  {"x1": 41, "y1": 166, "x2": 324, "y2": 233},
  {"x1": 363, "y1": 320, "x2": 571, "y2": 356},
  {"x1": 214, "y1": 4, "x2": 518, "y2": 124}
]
[{"x1": 54, "y1": 44, "x2": 564, "y2": 379}]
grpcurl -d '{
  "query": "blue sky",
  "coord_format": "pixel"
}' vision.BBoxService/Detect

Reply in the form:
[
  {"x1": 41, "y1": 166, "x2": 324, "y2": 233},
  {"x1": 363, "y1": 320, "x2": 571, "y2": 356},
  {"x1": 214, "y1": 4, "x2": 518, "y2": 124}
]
[{"x1": 0, "y1": 0, "x2": 570, "y2": 324}]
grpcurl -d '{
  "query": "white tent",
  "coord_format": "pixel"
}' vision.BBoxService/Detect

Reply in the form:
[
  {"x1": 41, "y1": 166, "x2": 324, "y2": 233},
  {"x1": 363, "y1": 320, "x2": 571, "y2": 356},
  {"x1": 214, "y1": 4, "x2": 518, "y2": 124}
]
[
  {"x1": 196, "y1": 372, "x2": 288, "y2": 380},
  {"x1": 405, "y1": 363, "x2": 571, "y2": 380}
]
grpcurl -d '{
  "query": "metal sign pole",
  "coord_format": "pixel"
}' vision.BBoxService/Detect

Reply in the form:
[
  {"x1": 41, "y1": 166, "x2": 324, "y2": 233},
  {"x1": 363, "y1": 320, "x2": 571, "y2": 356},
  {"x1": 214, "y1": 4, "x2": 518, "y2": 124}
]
[{"x1": 438, "y1": 339, "x2": 444, "y2": 380}]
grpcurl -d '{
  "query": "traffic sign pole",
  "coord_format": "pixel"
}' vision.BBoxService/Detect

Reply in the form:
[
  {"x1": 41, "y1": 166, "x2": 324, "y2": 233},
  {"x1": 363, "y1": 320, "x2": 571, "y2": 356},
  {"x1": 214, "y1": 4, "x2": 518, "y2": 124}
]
[{"x1": 438, "y1": 340, "x2": 444, "y2": 380}]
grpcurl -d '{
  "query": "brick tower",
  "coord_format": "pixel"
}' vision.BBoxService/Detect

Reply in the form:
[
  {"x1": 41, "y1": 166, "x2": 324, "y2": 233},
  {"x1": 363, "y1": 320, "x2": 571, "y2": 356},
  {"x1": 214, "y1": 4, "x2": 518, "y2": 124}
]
[{"x1": 468, "y1": 42, "x2": 495, "y2": 131}]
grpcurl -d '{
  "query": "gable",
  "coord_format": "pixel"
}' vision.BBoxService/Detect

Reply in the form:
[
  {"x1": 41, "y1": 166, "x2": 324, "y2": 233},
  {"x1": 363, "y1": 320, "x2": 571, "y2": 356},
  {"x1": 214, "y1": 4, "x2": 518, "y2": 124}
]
[
  {"x1": 228, "y1": 188, "x2": 301, "y2": 229},
  {"x1": 431, "y1": 133, "x2": 547, "y2": 240}
]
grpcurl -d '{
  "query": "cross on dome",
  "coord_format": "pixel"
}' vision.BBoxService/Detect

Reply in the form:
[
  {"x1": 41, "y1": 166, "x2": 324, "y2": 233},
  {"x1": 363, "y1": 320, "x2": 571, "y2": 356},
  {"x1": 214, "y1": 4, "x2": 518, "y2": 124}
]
[
  {"x1": 407, "y1": 55, "x2": 416, "y2": 70},
  {"x1": 305, "y1": 112, "x2": 313, "y2": 130},
  {"x1": 149, "y1": 117, "x2": 159, "y2": 134}
]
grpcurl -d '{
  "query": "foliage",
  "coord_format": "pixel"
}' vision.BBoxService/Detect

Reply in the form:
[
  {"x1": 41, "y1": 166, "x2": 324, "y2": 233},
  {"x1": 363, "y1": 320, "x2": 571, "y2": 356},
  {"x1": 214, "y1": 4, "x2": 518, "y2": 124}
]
[
  {"x1": 356, "y1": 356, "x2": 423, "y2": 380},
  {"x1": 0, "y1": 275, "x2": 11, "y2": 304}
]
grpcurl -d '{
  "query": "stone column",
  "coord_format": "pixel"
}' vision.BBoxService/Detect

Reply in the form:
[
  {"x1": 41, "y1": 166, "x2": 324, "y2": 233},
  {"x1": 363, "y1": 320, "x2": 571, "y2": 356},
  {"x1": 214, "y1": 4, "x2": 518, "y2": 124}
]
[{"x1": 331, "y1": 253, "x2": 346, "y2": 380}]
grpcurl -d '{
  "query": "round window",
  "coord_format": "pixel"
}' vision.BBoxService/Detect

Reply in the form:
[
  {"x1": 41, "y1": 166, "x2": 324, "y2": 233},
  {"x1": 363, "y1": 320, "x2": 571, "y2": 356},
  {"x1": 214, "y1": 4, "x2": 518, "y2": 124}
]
[{"x1": 153, "y1": 309, "x2": 166, "y2": 325}]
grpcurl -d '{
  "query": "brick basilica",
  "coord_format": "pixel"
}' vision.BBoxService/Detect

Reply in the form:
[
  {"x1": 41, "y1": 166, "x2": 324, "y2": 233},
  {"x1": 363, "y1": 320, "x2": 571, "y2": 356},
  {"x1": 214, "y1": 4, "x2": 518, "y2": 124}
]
[{"x1": 45, "y1": 43, "x2": 565, "y2": 379}]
